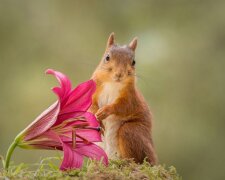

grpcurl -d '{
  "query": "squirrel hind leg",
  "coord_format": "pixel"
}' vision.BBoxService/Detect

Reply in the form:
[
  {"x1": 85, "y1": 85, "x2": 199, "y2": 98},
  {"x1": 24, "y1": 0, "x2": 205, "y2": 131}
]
[{"x1": 118, "y1": 122, "x2": 157, "y2": 165}]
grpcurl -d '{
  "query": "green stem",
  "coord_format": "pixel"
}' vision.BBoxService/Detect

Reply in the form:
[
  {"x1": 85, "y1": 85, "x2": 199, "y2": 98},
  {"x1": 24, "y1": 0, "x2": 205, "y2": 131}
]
[{"x1": 4, "y1": 140, "x2": 18, "y2": 170}]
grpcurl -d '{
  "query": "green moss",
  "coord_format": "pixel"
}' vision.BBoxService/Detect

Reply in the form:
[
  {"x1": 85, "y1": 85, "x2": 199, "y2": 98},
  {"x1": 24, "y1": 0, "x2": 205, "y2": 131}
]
[{"x1": 0, "y1": 157, "x2": 181, "y2": 180}]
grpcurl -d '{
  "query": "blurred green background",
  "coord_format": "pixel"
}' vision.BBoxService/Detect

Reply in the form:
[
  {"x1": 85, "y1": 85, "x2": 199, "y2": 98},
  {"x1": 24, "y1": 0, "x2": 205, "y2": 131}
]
[{"x1": 0, "y1": 0, "x2": 225, "y2": 179}]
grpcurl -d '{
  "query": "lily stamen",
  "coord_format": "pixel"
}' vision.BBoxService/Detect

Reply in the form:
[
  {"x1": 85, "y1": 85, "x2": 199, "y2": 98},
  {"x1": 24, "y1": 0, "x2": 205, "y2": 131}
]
[
  {"x1": 52, "y1": 122, "x2": 89, "y2": 134},
  {"x1": 72, "y1": 129, "x2": 76, "y2": 149},
  {"x1": 51, "y1": 116, "x2": 86, "y2": 130},
  {"x1": 76, "y1": 134, "x2": 89, "y2": 144},
  {"x1": 83, "y1": 126, "x2": 101, "y2": 132}
]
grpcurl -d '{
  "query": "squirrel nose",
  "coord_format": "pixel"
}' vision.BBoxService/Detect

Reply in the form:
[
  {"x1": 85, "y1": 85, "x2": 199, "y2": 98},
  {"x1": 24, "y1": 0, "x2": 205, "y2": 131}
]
[{"x1": 115, "y1": 73, "x2": 122, "y2": 78}]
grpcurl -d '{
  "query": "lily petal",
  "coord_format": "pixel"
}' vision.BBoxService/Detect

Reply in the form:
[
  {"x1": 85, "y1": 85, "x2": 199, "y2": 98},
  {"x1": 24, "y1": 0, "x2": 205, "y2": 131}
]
[
  {"x1": 75, "y1": 129, "x2": 101, "y2": 142},
  {"x1": 60, "y1": 142, "x2": 108, "y2": 170},
  {"x1": 60, "y1": 80, "x2": 96, "y2": 114},
  {"x1": 76, "y1": 143, "x2": 108, "y2": 166},
  {"x1": 23, "y1": 101, "x2": 60, "y2": 141},
  {"x1": 60, "y1": 142, "x2": 83, "y2": 170},
  {"x1": 46, "y1": 69, "x2": 72, "y2": 105},
  {"x1": 21, "y1": 130, "x2": 62, "y2": 150}
]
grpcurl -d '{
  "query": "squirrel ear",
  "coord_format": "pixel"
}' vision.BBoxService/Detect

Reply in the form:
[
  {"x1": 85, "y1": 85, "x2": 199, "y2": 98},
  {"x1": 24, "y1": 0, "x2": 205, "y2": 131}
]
[
  {"x1": 107, "y1": 32, "x2": 115, "y2": 48},
  {"x1": 129, "y1": 37, "x2": 138, "y2": 51}
]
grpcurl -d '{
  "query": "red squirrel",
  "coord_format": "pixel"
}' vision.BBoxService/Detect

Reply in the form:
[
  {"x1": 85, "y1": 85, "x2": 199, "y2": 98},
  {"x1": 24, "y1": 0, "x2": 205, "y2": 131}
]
[{"x1": 90, "y1": 33, "x2": 157, "y2": 165}]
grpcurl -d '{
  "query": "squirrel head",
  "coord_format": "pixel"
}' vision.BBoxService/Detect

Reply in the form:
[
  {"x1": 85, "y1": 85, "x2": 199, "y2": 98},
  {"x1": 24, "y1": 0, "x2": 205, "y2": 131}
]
[{"x1": 94, "y1": 33, "x2": 138, "y2": 84}]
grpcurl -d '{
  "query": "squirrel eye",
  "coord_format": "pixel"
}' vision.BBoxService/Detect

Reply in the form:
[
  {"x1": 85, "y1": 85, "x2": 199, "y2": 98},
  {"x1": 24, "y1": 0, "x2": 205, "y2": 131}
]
[
  {"x1": 105, "y1": 55, "x2": 110, "y2": 62},
  {"x1": 132, "y1": 60, "x2": 136, "y2": 66}
]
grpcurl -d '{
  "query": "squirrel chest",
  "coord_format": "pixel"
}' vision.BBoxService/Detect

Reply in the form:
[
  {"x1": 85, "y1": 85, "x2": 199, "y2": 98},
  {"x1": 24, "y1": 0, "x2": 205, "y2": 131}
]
[
  {"x1": 98, "y1": 82, "x2": 124, "y2": 158},
  {"x1": 98, "y1": 82, "x2": 123, "y2": 107}
]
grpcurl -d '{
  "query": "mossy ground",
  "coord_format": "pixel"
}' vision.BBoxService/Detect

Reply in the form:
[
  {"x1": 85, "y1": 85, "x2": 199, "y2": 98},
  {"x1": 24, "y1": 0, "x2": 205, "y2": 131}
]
[{"x1": 0, "y1": 157, "x2": 181, "y2": 180}]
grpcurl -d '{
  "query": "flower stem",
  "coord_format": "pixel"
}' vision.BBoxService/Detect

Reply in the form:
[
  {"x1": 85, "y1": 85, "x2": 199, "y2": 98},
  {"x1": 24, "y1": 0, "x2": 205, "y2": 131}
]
[{"x1": 4, "y1": 140, "x2": 18, "y2": 170}]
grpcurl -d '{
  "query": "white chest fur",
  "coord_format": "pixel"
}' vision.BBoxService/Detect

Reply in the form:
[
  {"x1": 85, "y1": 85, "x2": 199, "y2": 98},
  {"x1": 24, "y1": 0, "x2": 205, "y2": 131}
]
[
  {"x1": 98, "y1": 82, "x2": 124, "y2": 108},
  {"x1": 98, "y1": 82, "x2": 124, "y2": 158}
]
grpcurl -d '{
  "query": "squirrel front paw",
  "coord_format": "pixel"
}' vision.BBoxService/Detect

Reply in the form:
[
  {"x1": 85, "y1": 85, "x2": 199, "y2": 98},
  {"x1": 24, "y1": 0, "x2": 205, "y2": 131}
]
[{"x1": 95, "y1": 105, "x2": 112, "y2": 121}]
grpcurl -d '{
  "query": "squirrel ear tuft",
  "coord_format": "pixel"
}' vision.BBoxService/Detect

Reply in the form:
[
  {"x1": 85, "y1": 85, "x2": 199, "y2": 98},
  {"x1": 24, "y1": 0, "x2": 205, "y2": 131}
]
[
  {"x1": 107, "y1": 32, "x2": 115, "y2": 48},
  {"x1": 129, "y1": 37, "x2": 138, "y2": 51}
]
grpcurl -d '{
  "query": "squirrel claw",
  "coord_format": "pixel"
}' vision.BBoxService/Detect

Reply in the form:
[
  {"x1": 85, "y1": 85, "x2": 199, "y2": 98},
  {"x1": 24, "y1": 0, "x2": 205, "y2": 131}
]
[{"x1": 96, "y1": 106, "x2": 111, "y2": 121}]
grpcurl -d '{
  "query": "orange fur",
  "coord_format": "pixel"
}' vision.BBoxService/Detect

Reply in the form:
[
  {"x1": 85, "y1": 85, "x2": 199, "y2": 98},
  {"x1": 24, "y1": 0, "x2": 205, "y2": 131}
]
[{"x1": 89, "y1": 33, "x2": 157, "y2": 165}]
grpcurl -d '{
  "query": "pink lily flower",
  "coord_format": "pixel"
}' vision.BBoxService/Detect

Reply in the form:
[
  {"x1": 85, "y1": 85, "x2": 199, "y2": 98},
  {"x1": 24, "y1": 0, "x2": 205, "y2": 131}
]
[{"x1": 4, "y1": 69, "x2": 108, "y2": 170}]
